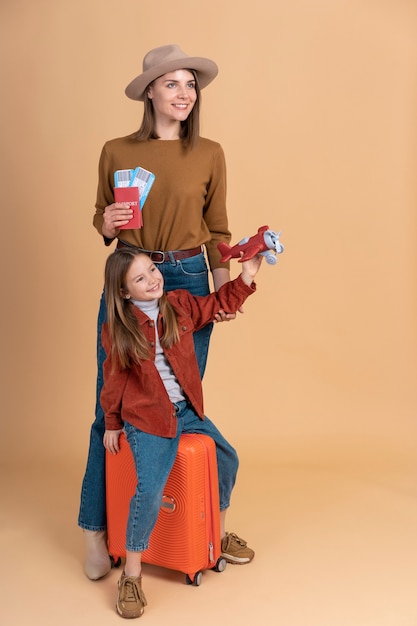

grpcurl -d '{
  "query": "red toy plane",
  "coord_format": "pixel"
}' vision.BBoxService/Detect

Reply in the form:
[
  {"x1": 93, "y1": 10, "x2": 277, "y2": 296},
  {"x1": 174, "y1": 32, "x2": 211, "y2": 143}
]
[{"x1": 218, "y1": 225, "x2": 284, "y2": 265}]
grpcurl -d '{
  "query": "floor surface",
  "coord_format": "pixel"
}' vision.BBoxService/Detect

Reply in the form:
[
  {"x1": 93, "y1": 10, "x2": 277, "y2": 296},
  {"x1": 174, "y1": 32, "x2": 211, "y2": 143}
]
[{"x1": 1, "y1": 460, "x2": 417, "y2": 625}]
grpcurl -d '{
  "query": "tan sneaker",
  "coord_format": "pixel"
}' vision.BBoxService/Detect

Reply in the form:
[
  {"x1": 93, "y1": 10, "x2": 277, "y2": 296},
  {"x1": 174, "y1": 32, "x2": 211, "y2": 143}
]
[
  {"x1": 221, "y1": 532, "x2": 255, "y2": 564},
  {"x1": 116, "y1": 572, "x2": 147, "y2": 619}
]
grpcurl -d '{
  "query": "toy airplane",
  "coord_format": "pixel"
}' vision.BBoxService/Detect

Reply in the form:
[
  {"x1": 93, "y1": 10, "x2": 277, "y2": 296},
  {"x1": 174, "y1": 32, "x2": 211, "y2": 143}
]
[{"x1": 218, "y1": 225, "x2": 284, "y2": 265}]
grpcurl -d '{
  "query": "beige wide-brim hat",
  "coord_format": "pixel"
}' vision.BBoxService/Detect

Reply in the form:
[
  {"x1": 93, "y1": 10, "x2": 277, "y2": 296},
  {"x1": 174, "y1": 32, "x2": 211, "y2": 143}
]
[{"x1": 125, "y1": 44, "x2": 219, "y2": 101}]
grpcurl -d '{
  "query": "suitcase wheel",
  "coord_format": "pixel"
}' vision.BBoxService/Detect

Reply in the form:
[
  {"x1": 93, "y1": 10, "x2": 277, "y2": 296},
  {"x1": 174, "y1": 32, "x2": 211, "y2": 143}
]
[
  {"x1": 185, "y1": 571, "x2": 203, "y2": 586},
  {"x1": 110, "y1": 555, "x2": 122, "y2": 569},
  {"x1": 213, "y1": 556, "x2": 227, "y2": 573}
]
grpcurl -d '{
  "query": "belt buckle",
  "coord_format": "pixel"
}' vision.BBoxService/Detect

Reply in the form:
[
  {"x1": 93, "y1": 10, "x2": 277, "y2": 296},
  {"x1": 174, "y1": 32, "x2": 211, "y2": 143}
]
[{"x1": 150, "y1": 250, "x2": 165, "y2": 263}]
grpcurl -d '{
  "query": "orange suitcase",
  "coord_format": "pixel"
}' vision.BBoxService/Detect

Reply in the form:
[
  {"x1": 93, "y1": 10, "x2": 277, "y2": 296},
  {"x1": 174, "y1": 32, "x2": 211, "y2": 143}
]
[{"x1": 106, "y1": 432, "x2": 227, "y2": 585}]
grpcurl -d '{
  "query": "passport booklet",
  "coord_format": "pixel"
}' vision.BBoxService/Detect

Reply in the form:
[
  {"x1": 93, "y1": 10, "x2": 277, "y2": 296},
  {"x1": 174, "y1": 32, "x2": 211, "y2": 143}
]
[{"x1": 114, "y1": 185, "x2": 142, "y2": 229}]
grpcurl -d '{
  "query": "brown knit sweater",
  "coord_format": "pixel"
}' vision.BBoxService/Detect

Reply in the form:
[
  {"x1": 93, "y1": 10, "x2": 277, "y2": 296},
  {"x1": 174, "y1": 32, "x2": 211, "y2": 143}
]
[{"x1": 93, "y1": 134, "x2": 231, "y2": 270}]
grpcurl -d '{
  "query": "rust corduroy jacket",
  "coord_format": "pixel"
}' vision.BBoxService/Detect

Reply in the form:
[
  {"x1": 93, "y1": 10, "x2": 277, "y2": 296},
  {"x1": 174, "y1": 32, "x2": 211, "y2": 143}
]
[{"x1": 101, "y1": 275, "x2": 256, "y2": 438}]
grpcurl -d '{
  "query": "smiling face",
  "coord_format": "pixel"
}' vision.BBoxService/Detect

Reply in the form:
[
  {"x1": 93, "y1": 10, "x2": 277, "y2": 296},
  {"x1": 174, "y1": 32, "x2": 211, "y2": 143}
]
[
  {"x1": 147, "y1": 69, "x2": 197, "y2": 126},
  {"x1": 122, "y1": 254, "x2": 164, "y2": 302}
]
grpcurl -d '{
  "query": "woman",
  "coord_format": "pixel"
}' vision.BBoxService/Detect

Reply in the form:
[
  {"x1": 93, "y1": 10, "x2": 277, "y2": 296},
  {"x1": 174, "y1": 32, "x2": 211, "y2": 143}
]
[{"x1": 78, "y1": 45, "x2": 248, "y2": 580}]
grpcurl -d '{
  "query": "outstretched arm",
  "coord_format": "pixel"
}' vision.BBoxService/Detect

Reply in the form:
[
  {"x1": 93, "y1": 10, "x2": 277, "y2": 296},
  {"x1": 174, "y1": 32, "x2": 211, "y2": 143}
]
[
  {"x1": 211, "y1": 255, "x2": 263, "y2": 322},
  {"x1": 240, "y1": 253, "x2": 264, "y2": 286}
]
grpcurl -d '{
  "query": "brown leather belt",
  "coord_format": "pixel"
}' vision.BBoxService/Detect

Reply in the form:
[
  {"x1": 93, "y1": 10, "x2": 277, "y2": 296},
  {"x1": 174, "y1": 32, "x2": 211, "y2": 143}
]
[{"x1": 116, "y1": 239, "x2": 202, "y2": 263}]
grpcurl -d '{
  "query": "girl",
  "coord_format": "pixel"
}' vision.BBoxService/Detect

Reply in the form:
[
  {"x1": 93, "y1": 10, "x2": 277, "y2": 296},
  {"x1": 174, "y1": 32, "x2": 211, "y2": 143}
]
[
  {"x1": 78, "y1": 45, "x2": 240, "y2": 578},
  {"x1": 101, "y1": 247, "x2": 261, "y2": 618}
]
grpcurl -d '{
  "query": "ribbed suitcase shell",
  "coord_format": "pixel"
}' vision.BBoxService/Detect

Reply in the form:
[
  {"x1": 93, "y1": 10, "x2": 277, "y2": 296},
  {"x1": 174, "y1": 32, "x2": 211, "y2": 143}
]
[{"x1": 106, "y1": 432, "x2": 225, "y2": 584}]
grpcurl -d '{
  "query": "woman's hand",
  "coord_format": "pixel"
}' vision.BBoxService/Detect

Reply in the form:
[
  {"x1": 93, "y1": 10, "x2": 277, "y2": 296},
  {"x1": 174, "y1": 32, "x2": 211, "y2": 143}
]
[
  {"x1": 103, "y1": 429, "x2": 123, "y2": 455},
  {"x1": 213, "y1": 309, "x2": 242, "y2": 323},
  {"x1": 102, "y1": 203, "x2": 133, "y2": 239}
]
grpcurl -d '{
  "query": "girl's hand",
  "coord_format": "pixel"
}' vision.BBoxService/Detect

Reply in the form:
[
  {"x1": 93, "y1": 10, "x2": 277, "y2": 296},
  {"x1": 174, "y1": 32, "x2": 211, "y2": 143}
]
[
  {"x1": 102, "y1": 203, "x2": 133, "y2": 239},
  {"x1": 103, "y1": 429, "x2": 123, "y2": 455},
  {"x1": 240, "y1": 253, "x2": 264, "y2": 285}
]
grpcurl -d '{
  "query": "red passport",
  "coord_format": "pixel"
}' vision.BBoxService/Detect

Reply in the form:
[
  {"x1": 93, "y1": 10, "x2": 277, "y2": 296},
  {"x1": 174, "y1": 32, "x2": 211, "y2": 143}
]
[{"x1": 114, "y1": 186, "x2": 142, "y2": 229}]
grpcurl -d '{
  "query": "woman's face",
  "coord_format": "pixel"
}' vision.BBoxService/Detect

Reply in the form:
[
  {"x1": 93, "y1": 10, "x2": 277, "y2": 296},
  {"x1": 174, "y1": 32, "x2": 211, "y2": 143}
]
[
  {"x1": 123, "y1": 254, "x2": 164, "y2": 302},
  {"x1": 147, "y1": 69, "x2": 197, "y2": 124}
]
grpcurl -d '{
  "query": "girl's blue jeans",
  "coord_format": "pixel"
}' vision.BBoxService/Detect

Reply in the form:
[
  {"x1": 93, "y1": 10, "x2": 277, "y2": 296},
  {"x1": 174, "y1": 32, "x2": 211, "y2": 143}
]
[
  {"x1": 124, "y1": 403, "x2": 238, "y2": 552},
  {"x1": 78, "y1": 252, "x2": 214, "y2": 531}
]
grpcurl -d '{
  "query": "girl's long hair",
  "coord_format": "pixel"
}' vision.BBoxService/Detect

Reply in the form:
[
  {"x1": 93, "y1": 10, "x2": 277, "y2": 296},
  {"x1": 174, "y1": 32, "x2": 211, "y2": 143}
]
[
  {"x1": 104, "y1": 249, "x2": 180, "y2": 369},
  {"x1": 134, "y1": 71, "x2": 201, "y2": 149}
]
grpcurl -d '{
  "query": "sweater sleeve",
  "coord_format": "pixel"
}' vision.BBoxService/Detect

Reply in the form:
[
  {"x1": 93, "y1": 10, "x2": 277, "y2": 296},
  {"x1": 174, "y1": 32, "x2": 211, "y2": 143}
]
[
  {"x1": 92, "y1": 142, "x2": 116, "y2": 241},
  {"x1": 202, "y1": 144, "x2": 231, "y2": 271}
]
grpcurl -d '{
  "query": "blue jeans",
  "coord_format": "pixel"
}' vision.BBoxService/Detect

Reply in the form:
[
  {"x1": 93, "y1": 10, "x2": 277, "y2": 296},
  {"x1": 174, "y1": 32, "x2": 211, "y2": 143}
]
[
  {"x1": 78, "y1": 252, "x2": 213, "y2": 531},
  {"x1": 124, "y1": 403, "x2": 238, "y2": 551}
]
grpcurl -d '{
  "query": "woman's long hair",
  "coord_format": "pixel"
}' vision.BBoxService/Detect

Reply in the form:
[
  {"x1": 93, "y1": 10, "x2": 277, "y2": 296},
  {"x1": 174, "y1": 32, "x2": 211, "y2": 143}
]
[
  {"x1": 134, "y1": 70, "x2": 201, "y2": 149},
  {"x1": 104, "y1": 249, "x2": 180, "y2": 369}
]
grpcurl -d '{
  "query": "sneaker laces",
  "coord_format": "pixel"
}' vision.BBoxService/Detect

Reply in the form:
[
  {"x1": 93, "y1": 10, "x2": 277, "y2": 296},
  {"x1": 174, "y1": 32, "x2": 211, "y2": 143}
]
[
  {"x1": 228, "y1": 532, "x2": 247, "y2": 547},
  {"x1": 120, "y1": 576, "x2": 147, "y2": 607}
]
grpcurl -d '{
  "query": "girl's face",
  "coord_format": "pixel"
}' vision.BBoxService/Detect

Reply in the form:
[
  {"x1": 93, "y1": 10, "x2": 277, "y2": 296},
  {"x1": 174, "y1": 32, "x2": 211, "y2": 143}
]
[
  {"x1": 147, "y1": 69, "x2": 197, "y2": 125},
  {"x1": 123, "y1": 255, "x2": 164, "y2": 302}
]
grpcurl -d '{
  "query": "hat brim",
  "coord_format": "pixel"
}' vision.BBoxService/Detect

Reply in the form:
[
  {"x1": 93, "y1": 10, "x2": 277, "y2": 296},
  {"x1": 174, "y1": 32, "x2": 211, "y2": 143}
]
[{"x1": 125, "y1": 56, "x2": 218, "y2": 101}]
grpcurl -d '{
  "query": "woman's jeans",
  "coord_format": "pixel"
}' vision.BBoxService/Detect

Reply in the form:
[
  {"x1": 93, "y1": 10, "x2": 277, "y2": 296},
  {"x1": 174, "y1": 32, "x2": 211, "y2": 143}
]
[
  {"x1": 78, "y1": 252, "x2": 214, "y2": 531},
  {"x1": 124, "y1": 403, "x2": 238, "y2": 551}
]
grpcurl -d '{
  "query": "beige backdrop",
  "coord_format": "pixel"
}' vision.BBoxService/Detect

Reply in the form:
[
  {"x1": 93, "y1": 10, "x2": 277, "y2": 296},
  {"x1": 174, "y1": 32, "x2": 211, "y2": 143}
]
[{"x1": 0, "y1": 0, "x2": 416, "y2": 478}]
